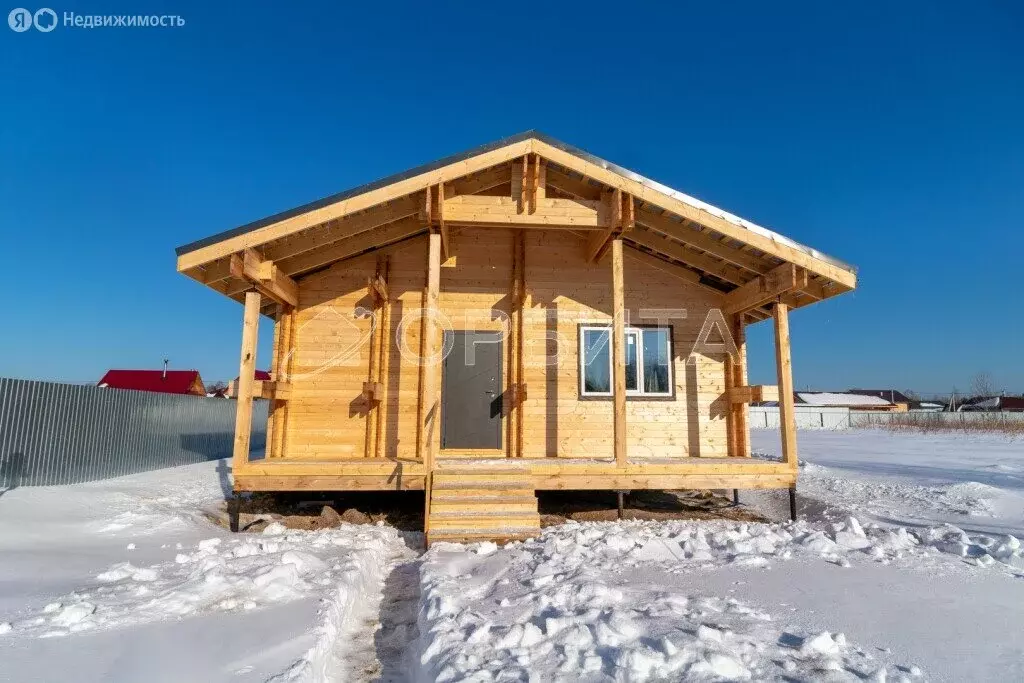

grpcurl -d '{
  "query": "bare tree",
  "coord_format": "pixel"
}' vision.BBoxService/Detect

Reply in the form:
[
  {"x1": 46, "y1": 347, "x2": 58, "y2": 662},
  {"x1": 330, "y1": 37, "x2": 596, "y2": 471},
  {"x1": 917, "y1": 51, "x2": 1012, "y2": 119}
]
[{"x1": 971, "y1": 372, "x2": 997, "y2": 397}]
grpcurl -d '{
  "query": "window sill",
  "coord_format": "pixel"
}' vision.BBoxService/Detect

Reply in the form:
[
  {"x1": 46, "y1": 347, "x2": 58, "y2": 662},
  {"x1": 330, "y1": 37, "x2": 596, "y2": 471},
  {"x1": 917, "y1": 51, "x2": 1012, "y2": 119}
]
[{"x1": 578, "y1": 393, "x2": 677, "y2": 402}]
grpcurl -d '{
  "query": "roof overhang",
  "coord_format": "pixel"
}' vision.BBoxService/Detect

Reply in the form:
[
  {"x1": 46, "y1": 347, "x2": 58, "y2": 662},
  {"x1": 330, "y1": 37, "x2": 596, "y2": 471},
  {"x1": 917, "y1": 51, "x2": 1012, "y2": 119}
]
[{"x1": 175, "y1": 131, "x2": 857, "y2": 318}]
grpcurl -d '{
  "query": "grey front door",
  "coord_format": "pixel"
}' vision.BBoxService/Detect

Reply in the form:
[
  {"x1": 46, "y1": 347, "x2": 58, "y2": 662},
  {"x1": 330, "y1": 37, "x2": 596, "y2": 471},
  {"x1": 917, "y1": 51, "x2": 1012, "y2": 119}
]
[{"x1": 441, "y1": 331, "x2": 503, "y2": 450}]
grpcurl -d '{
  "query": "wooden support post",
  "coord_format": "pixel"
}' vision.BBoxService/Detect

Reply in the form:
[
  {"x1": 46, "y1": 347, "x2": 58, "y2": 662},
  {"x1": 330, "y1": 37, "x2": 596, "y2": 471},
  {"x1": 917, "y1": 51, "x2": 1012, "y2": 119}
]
[
  {"x1": 773, "y1": 302, "x2": 798, "y2": 467},
  {"x1": 232, "y1": 291, "x2": 261, "y2": 479},
  {"x1": 528, "y1": 154, "x2": 541, "y2": 214},
  {"x1": 515, "y1": 232, "x2": 525, "y2": 459},
  {"x1": 270, "y1": 307, "x2": 295, "y2": 459},
  {"x1": 364, "y1": 256, "x2": 389, "y2": 458},
  {"x1": 727, "y1": 313, "x2": 751, "y2": 457},
  {"x1": 374, "y1": 260, "x2": 392, "y2": 460},
  {"x1": 507, "y1": 230, "x2": 526, "y2": 459},
  {"x1": 611, "y1": 238, "x2": 627, "y2": 468},
  {"x1": 519, "y1": 155, "x2": 528, "y2": 213},
  {"x1": 418, "y1": 232, "x2": 442, "y2": 468}
]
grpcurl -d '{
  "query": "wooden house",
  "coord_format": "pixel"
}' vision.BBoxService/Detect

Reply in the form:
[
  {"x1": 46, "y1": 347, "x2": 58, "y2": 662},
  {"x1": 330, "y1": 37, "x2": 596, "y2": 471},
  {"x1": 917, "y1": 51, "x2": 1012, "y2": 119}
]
[
  {"x1": 98, "y1": 369, "x2": 206, "y2": 396},
  {"x1": 175, "y1": 132, "x2": 858, "y2": 543}
]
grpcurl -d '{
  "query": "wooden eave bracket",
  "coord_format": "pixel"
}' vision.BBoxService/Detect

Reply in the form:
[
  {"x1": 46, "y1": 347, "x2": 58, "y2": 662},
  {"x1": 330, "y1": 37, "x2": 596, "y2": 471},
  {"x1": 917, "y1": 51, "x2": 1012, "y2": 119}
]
[
  {"x1": 362, "y1": 380, "x2": 384, "y2": 402},
  {"x1": 722, "y1": 263, "x2": 808, "y2": 316},
  {"x1": 229, "y1": 379, "x2": 290, "y2": 400},
  {"x1": 229, "y1": 248, "x2": 298, "y2": 308},
  {"x1": 367, "y1": 272, "x2": 389, "y2": 304},
  {"x1": 730, "y1": 384, "x2": 779, "y2": 404},
  {"x1": 422, "y1": 184, "x2": 452, "y2": 259},
  {"x1": 506, "y1": 382, "x2": 527, "y2": 406},
  {"x1": 585, "y1": 190, "x2": 634, "y2": 262}
]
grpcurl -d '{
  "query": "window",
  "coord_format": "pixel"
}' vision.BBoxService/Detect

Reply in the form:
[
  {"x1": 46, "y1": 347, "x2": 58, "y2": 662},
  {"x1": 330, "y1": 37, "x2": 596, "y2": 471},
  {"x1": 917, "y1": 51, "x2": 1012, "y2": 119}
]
[{"x1": 579, "y1": 326, "x2": 673, "y2": 397}]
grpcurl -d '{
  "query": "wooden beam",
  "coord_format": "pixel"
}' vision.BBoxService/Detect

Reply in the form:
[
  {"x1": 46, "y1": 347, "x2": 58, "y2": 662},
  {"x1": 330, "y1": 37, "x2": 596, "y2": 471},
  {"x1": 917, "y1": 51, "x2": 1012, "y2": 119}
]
[
  {"x1": 730, "y1": 385, "x2": 779, "y2": 404},
  {"x1": 232, "y1": 292, "x2": 261, "y2": 481},
  {"x1": 418, "y1": 232, "x2": 442, "y2": 468},
  {"x1": 611, "y1": 238, "x2": 627, "y2": 468},
  {"x1": 519, "y1": 155, "x2": 528, "y2": 213},
  {"x1": 528, "y1": 154, "x2": 541, "y2": 214},
  {"x1": 773, "y1": 303, "x2": 798, "y2": 467},
  {"x1": 437, "y1": 183, "x2": 451, "y2": 259},
  {"x1": 722, "y1": 263, "x2": 807, "y2": 316},
  {"x1": 252, "y1": 380, "x2": 291, "y2": 400},
  {"x1": 178, "y1": 139, "x2": 532, "y2": 272},
  {"x1": 368, "y1": 273, "x2": 389, "y2": 304},
  {"x1": 544, "y1": 166, "x2": 605, "y2": 200},
  {"x1": 532, "y1": 137, "x2": 858, "y2": 289},
  {"x1": 627, "y1": 228, "x2": 751, "y2": 286},
  {"x1": 443, "y1": 194, "x2": 609, "y2": 230},
  {"x1": 585, "y1": 189, "x2": 627, "y2": 262},
  {"x1": 449, "y1": 164, "x2": 513, "y2": 196},
  {"x1": 273, "y1": 216, "x2": 424, "y2": 280},
  {"x1": 636, "y1": 209, "x2": 768, "y2": 275},
  {"x1": 197, "y1": 197, "x2": 424, "y2": 285},
  {"x1": 229, "y1": 249, "x2": 298, "y2": 308}
]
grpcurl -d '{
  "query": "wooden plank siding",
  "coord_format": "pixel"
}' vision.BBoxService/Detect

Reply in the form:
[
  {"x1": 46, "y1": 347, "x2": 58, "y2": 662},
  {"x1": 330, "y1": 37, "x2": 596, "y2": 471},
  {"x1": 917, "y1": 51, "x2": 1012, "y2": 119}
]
[{"x1": 275, "y1": 228, "x2": 732, "y2": 463}]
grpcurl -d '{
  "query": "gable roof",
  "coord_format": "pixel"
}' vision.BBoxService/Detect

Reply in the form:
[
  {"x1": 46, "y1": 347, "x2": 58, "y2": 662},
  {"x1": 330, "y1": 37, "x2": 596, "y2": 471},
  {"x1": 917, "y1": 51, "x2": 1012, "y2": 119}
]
[
  {"x1": 796, "y1": 392, "x2": 892, "y2": 407},
  {"x1": 847, "y1": 389, "x2": 913, "y2": 404},
  {"x1": 176, "y1": 131, "x2": 857, "y2": 318},
  {"x1": 98, "y1": 370, "x2": 204, "y2": 395}
]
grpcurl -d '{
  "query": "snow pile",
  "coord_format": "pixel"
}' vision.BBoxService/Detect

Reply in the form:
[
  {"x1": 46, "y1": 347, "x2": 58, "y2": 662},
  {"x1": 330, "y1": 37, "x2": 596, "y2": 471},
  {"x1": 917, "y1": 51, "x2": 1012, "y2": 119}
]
[
  {"x1": 4, "y1": 521, "x2": 405, "y2": 649},
  {"x1": 416, "y1": 532, "x2": 914, "y2": 682}
]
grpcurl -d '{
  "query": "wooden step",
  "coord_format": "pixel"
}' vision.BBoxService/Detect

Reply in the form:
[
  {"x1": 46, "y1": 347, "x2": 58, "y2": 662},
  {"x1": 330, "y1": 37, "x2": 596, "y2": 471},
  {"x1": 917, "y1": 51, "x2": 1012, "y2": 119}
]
[
  {"x1": 429, "y1": 512, "x2": 540, "y2": 529},
  {"x1": 431, "y1": 479, "x2": 533, "y2": 491},
  {"x1": 428, "y1": 526, "x2": 538, "y2": 544},
  {"x1": 430, "y1": 496, "x2": 538, "y2": 514}
]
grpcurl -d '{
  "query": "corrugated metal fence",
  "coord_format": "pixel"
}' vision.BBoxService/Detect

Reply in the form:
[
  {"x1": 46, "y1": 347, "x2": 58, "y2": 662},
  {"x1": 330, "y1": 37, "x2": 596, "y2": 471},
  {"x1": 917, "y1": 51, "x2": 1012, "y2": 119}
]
[
  {"x1": 0, "y1": 377, "x2": 267, "y2": 487},
  {"x1": 750, "y1": 405, "x2": 1024, "y2": 430}
]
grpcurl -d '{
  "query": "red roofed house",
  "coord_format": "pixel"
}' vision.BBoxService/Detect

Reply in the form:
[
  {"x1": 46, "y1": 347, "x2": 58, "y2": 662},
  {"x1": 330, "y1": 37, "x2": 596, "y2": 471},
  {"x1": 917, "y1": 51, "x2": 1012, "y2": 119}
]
[
  {"x1": 226, "y1": 370, "x2": 272, "y2": 398},
  {"x1": 98, "y1": 369, "x2": 206, "y2": 396}
]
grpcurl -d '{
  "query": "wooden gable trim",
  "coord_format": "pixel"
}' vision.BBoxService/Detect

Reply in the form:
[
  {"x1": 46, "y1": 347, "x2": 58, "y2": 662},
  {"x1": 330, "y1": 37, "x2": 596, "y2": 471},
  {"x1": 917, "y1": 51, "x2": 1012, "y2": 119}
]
[
  {"x1": 178, "y1": 139, "x2": 532, "y2": 272},
  {"x1": 530, "y1": 137, "x2": 857, "y2": 290}
]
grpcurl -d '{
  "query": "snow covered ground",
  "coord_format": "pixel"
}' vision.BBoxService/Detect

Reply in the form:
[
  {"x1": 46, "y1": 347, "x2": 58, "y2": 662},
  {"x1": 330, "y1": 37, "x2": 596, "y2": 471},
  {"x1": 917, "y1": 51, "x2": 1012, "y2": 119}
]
[
  {"x1": 1, "y1": 428, "x2": 1022, "y2": 682},
  {"x1": 418, "y1": 430, "x2": 1024, "y2": 682},
  {"x1": 0, "y1": 460, "x2": 420, "y2": 683}
]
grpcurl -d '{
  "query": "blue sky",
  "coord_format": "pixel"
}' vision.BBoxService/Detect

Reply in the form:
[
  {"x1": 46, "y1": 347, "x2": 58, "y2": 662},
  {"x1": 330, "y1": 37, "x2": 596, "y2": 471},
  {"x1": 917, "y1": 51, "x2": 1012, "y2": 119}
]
[{"x1": 1, "y1": 1, "x2": 1021, "y2": 396}]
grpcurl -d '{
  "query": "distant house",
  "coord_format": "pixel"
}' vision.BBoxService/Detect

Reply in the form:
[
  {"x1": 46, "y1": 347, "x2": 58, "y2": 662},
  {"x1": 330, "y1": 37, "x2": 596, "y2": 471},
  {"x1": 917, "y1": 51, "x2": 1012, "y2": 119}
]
[
  {"x1": 795, "y1": 392, "x2": 904, "y2": 411},
  {"x1": 960, "y1": 396, "x2": 1024, "y2": 412},
  {"x1": 846, "y1": 389, "x2": 942, "y2": 412},
  {"x1": 98, "y1": 369, "x2": 206, "y2": 396},
  {"x1": 227, "y1": 370, "x2": 272, "y2": 399}
]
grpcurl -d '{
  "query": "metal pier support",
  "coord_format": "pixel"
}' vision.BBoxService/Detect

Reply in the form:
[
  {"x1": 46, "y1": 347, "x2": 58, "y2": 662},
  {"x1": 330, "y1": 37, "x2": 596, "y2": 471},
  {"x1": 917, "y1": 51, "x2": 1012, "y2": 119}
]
[
  {"x1": 229, "y1": 491, "x2": 241, "y2": 532},
  {"x1": 788, "y1": 486, "x2": 797, "y2": 521},
  {"x1": 733, "y1": 489, "x2": 740, "y2": 506}
]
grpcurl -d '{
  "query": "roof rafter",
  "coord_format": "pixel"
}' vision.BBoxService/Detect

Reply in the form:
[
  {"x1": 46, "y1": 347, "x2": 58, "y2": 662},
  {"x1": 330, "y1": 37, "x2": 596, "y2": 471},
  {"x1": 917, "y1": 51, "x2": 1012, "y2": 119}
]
[{"x1": 531, "y1": 137, "x2": 856, "y2": 289}]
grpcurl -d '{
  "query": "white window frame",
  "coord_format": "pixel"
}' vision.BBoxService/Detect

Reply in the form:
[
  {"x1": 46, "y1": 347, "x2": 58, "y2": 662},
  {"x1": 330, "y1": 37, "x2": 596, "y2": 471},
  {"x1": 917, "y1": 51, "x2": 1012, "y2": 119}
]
[{"x1": 578, "y1": 325, "x2": 674, "y2": 398}]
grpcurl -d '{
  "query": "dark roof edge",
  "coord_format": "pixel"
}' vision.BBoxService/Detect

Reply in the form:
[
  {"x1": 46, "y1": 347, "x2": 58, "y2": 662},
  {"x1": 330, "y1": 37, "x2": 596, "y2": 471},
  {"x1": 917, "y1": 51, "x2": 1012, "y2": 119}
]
[
  {"x1": 174, "y1": 130, "x2": 540, "y2": 257},
  {"x1": 175, "y1": 130, "x2": 856, "y2": 277}
]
